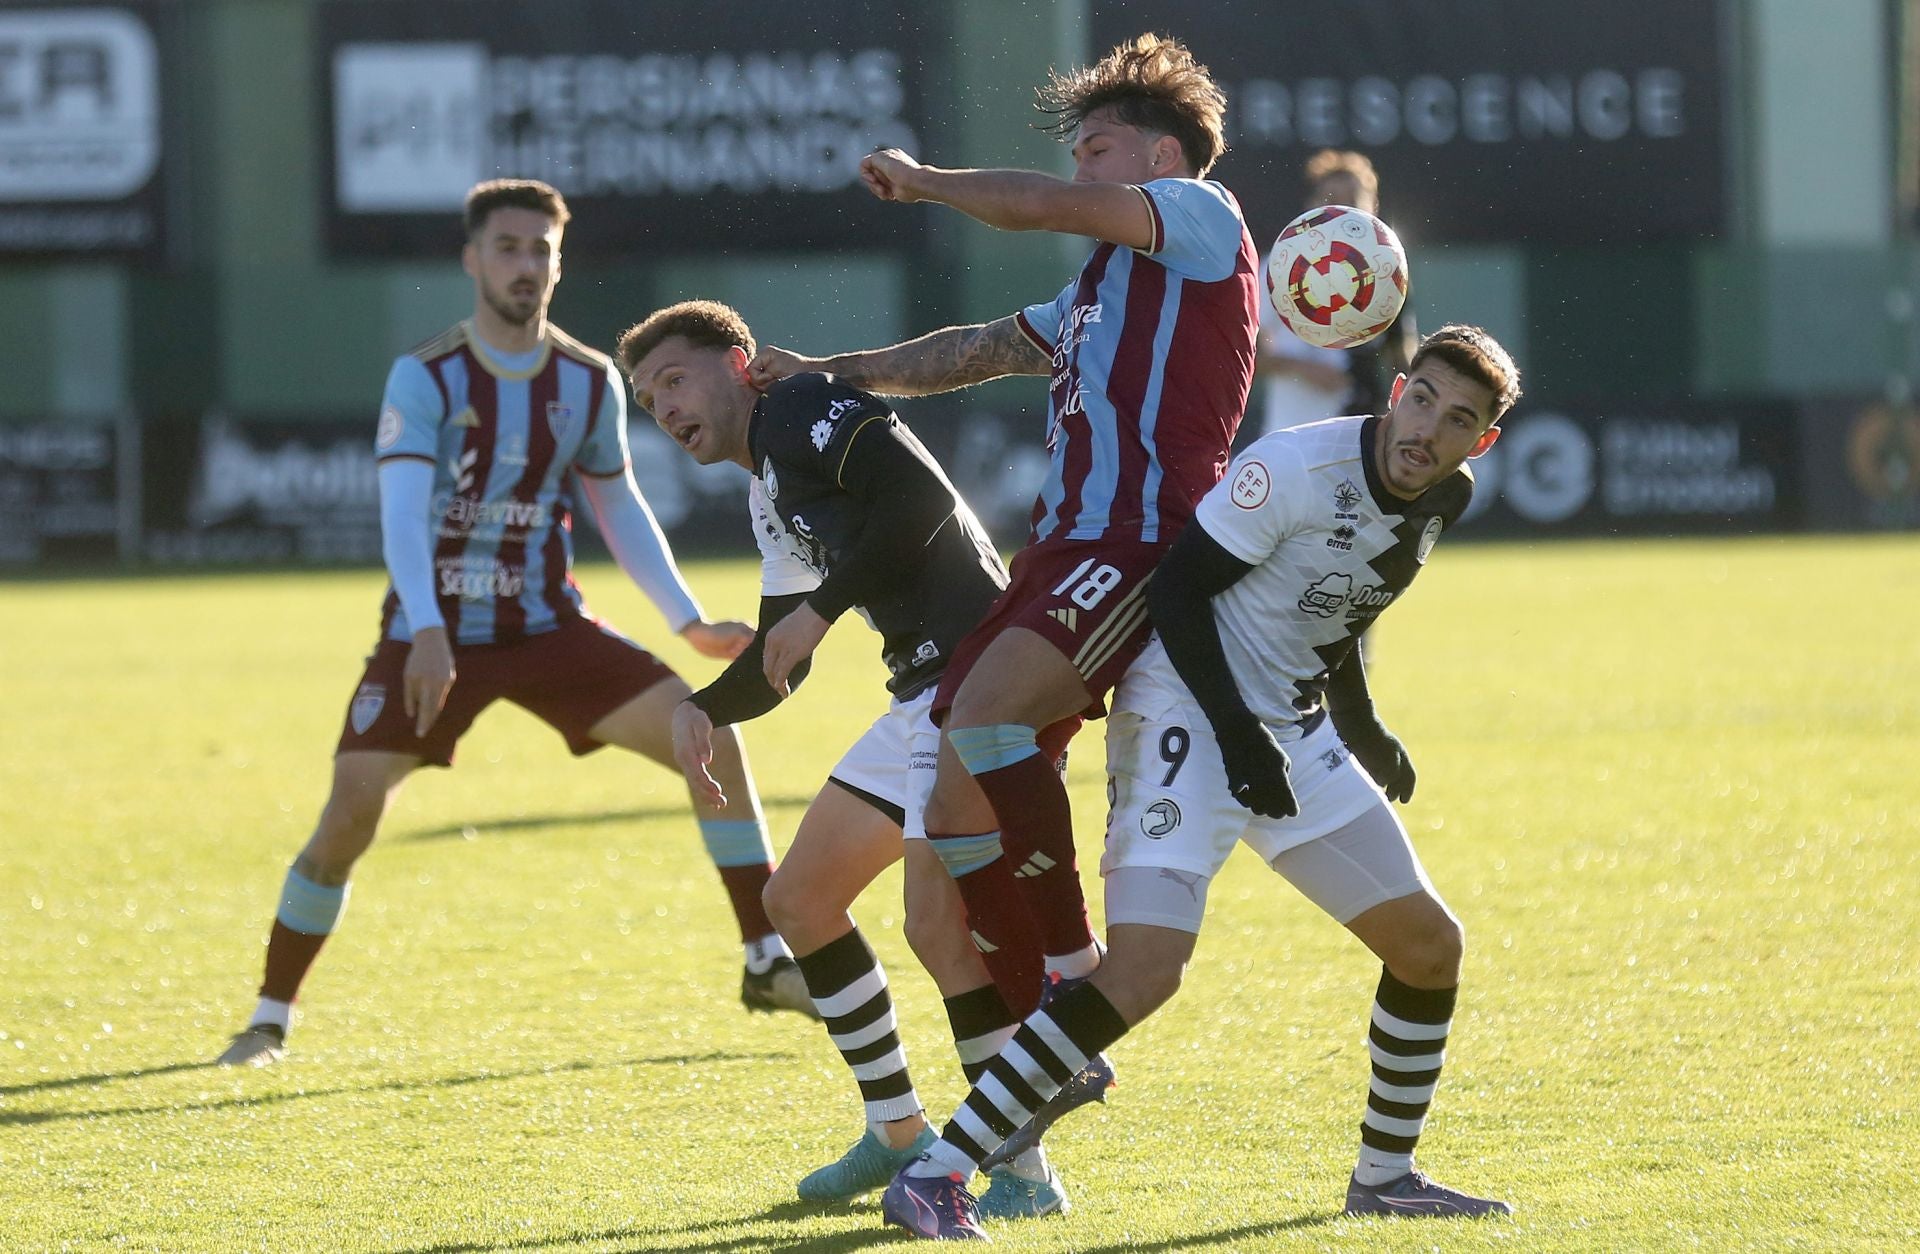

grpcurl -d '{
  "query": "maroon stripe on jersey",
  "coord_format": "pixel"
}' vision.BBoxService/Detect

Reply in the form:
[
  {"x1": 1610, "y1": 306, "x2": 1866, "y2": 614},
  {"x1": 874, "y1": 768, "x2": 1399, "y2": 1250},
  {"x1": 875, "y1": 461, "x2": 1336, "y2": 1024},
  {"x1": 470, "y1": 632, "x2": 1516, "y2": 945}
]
[
  {"x1": 1149, "y1": 224, "x2": 1261, "y2": 537},
  {"x1": 543, "y1": 490, "x2": 574, "y2": 615},
  {"x1": 379, "y1": 588, "x2": 400, "y2": 639},
  {"x1": 1014, "y1": 310, "x2": 1051, "y2": 355},
  {"x1": 1037, "y1": 245, "x2": 1116, "y2": 544},
  {"x1": 435, "y1": 349, "x2": 501, "y2": 641},
  {"x1": 1103, "y1": 254, "x2": 1169, "y2": 540},
  {"x1": 490, "y1": 360, "x2": 564, "y2": 641}
]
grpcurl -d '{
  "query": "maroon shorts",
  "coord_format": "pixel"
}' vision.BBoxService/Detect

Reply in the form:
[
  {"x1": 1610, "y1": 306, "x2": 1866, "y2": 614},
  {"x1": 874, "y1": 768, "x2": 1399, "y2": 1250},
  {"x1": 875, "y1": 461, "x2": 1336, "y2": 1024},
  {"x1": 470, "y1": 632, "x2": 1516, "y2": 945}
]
[
  {"x1": 933, "y1": 538, "x2": 1167, "y2": 722},
  {"x1": 334, "y1": 615, "x2": 678, "y2": 767}
]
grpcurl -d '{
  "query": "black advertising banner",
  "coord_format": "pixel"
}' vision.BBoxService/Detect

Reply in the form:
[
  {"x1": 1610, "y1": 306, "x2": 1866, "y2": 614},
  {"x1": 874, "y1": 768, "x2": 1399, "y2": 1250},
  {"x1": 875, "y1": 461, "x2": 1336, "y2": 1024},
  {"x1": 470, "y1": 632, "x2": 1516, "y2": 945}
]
[
  {"x1": 318, "y1": 0, "x2": 940, "y2": 259},
  {"x1": 1090, "y1": 0, "x2": 1728, "y2": 244},
  {"x1": 141, "y1": 417, "x2": 383, "y2": 566},
  {"x1": 1454, "y1": 401, "x2": 1803, "y2": 537},
  {"x1": 1798, "y1": 398, "x2": 1920, "y2": 531},
  {"x1": 0, "y1": 3, "x2": 172, "y2": 260},
  {"x1": 0, "y1": 422, "x2": 136, "y2": 565}
]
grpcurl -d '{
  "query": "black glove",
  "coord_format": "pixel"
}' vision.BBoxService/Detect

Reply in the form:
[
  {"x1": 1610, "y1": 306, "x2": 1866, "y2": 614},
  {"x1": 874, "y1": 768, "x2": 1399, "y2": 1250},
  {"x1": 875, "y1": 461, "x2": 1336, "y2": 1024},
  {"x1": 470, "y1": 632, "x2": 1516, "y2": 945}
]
[
  {"x1": 1215, "y1": 715, "x2": 1298, "y2": 819},
  {"x1": 1332, "y1": 710, "x2": 1416, "y2": 803}
]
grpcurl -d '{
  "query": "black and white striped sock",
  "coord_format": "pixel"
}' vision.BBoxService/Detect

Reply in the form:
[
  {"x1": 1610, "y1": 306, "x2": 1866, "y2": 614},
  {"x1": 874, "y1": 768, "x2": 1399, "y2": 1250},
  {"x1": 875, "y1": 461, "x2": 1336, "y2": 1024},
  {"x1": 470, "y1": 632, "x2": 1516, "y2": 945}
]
[
  {"x1": 913, "y1": 981, "x2": 1128, "y2": 1178},
  {"x1": 1356, "y1": 967, "x2": 1456, "y2": 1186},
  {"x1": 943, "y1": 984, "x2": 1017, "y2": 1086},
  {"x1": 793, "y1": 928, "x2": 921, "y2": 1125}
]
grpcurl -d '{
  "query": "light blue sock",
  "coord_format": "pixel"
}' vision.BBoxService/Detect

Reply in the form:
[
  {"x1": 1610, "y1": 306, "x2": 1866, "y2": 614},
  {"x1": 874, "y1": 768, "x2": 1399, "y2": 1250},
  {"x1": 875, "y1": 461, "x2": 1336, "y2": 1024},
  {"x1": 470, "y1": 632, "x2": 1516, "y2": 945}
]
[
  {"x1": 947, "y1": 724, "x2": 1041, "y2": 776},
  {"x1": 698, "y1": 818, "x2": 773, "y2": 868},
  {"x1": 276, "y1": 867, "x2": 348, "y2": 935}
]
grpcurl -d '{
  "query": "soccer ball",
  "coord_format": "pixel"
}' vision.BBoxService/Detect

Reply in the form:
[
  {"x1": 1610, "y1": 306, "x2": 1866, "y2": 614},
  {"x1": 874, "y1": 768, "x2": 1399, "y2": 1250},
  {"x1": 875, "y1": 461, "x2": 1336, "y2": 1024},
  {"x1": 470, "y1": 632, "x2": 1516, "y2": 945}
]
[{"x1": 1266, "y1": 205, "x2": 1409, "y2": 349}]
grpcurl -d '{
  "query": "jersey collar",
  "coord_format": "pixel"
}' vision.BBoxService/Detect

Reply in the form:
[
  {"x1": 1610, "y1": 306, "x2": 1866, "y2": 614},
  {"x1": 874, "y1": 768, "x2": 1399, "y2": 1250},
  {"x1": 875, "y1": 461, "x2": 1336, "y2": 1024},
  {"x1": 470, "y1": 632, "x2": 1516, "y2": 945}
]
[{"x1": 462, "y1": 320, "x2": 554, "y2": 381}]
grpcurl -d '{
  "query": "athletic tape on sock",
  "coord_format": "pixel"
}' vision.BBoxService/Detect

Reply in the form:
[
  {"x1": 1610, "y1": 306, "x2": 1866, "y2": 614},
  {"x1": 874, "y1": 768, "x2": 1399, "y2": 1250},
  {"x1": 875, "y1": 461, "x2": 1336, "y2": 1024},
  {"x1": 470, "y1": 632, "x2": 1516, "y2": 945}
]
[
  {"x1": 275, "y1": 868, "x2": 348, "y2": 936},
  {"x1": 930, "y1": 831, "x2": 1005, "y2": 878},
  {"x1": 698, "y1": 818, "x2": 774, "y2": 868},
  {"x1": 947, "y1": 723, "x2": 1041, "y2": 776}
]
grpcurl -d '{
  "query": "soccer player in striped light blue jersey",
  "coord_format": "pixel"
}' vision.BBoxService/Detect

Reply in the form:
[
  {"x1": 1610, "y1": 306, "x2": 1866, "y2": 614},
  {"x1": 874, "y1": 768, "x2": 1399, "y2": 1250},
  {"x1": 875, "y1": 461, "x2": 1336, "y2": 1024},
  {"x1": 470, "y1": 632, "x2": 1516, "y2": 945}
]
[{"x1": 217, "y1": 180, "x2": 811, "y2": 1067}]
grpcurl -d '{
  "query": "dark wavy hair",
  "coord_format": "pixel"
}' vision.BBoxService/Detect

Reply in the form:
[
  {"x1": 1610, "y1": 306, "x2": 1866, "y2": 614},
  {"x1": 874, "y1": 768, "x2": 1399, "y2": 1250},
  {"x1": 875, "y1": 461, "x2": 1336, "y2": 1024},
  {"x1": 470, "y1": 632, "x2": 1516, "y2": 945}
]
[{"x1": 1036, "y1": 34, "x2": 1229, "y2": 176}]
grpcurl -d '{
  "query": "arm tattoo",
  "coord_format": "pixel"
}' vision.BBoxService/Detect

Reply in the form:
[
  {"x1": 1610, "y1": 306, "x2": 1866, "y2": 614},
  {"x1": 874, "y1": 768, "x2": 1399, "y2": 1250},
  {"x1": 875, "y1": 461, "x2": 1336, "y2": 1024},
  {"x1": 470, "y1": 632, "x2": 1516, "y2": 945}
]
[{"x1": 830, "y1": 316, "x2": 1050, "y2": 397}]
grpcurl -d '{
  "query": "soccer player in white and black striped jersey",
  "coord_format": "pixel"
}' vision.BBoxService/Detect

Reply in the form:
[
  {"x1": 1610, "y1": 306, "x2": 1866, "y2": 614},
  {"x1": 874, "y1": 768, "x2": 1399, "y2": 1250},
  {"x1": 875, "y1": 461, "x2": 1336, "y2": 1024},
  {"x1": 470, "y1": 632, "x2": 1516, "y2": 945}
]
[
  {"x1": 619, "y1": 301, "x2": 1078, "y2": 1220},
  {"x1": 882, "y1": 326, "x2": 1521, "y2": 1238}
]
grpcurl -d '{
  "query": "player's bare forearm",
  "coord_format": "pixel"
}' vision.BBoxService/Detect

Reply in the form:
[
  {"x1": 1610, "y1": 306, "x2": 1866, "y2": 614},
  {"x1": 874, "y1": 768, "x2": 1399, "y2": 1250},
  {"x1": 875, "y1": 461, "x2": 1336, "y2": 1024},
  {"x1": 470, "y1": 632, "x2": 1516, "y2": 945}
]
[
  {"x1": 865, "y1": 151, "x2": 1154, "y2": 247},
  {"x1": 821, "y1": 317, "x2": 1048, "y2": 397},
  {"x1": 909, "y1": 167, "x2": 1077, "y2": 232}
]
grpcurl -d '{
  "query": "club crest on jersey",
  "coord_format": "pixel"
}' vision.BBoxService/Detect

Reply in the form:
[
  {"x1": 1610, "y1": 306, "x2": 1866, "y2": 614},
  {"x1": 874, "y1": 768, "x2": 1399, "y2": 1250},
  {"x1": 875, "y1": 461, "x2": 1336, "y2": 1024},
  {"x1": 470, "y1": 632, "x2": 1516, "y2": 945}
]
[
  {"x1": 1334, "y1": 479, "x2": 1363, "y2": 512},
  {"x1": 761, "y1": 459, "x2": 778, "y2": 499},
  {"x1": 1230, "y1": 459, "x2": 1271, "y2": 510},
  {"x1": 545, "y1": 401, "x2": 575, "y2": 441},
  {"x1": 1141, "y1": 799, "x2": 1181, "y2": 838},
  {"x1": 350, "y1": 683, "x2": 386, "y2": 735},
  {"x1": 1415, "y1": 516, "x2": 1443, "y2": 565},
  {"x1": 376, "y1": 405, "x2": 404, "y2": 450}
]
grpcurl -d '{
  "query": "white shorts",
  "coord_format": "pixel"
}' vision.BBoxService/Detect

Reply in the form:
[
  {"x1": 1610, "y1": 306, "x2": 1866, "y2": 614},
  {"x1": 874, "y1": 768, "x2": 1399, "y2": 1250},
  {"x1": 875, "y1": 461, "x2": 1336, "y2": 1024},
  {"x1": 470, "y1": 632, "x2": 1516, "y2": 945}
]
[
  {"x1": 827, "y1": 687, "x2": 939, "y2": 839},
  {"x1": 1101, "y1": 682, "x2": 1433, "y2": 929}
]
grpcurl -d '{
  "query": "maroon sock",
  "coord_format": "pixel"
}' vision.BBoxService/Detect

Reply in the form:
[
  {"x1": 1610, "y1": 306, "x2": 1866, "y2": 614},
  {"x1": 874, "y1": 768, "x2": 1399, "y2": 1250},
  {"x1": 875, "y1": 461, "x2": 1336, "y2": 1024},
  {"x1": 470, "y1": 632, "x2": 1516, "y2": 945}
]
[
  {"x1": 259, "y1": 919, "x2": 333, "y2": 1003},
  {"x1": 972, "y1": 751, "x2": 1095, "y2": 958},
  {"x1": 929, "y1": 835, "x2": 1047, "y2": 1019},
  {"x1": 718, "y1": 863, "x2": 776, "y2": 942}
]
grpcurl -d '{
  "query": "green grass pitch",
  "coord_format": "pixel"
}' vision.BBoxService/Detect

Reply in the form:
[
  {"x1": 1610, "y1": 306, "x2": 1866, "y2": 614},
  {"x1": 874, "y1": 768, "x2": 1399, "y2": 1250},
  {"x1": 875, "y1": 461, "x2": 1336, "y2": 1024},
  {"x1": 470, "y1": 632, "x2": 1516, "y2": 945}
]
[{"x1": 3, "y1": 535, "x2": 1917, "y2": 1251}]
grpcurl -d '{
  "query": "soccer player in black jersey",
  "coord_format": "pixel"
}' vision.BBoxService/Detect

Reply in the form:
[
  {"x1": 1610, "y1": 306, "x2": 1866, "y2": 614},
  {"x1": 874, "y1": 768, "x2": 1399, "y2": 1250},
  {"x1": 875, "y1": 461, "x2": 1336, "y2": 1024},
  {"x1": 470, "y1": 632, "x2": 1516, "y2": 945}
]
[{"x1": 616, "y1": 301, "x2": 1076, "y2": 1220}]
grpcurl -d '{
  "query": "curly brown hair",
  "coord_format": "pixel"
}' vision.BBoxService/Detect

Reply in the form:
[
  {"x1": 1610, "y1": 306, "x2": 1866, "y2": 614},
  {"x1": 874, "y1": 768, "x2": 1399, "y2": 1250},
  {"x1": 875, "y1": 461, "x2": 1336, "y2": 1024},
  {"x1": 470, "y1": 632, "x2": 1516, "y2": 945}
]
[
  {"x1": 615, "y1": 300, "x2": 756, "y2": 376},
  {"x1": 1036, "y1": 34, "x2": 1228, "y2": 177}
]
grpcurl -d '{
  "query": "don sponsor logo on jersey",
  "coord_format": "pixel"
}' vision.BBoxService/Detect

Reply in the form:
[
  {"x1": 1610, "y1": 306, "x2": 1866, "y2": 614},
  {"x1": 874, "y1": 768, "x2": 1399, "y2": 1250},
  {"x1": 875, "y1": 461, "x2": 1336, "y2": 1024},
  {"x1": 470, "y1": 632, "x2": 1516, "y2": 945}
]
[
  {"x1": 1297, "y1": 572, "x2": 1397, "y2": 619},
  {"x1": 436, "y1": 554, "x2": 525, "y2": 601}
]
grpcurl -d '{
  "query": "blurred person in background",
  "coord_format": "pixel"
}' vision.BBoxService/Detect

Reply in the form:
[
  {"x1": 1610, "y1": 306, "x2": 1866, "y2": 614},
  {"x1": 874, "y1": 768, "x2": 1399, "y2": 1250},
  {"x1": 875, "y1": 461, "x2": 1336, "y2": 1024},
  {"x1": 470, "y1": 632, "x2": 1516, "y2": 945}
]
[{"x1": 1256, "y1": 150, "x2": 1419, "y2": 441}]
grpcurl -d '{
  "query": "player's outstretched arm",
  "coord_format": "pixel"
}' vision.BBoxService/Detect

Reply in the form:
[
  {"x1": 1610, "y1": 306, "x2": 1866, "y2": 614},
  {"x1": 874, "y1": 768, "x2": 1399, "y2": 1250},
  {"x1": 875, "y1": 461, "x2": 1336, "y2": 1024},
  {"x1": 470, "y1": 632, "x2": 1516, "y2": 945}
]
[
  {"x1": 1324, "y1": 647, "x2": 1416, "y2": 802},
  {"x1": 861, "y1": 148, "x2": 1156, "y2": 250},
  {"x1": 1147, "y1": 525, "x2": 1299, "y2": 819},
  {"x1": 578, "y1": 469, "x2": 707, "y2": 633},
  {"x1": 749, "y1": 315, "x2": 1047, "y2": 398}
]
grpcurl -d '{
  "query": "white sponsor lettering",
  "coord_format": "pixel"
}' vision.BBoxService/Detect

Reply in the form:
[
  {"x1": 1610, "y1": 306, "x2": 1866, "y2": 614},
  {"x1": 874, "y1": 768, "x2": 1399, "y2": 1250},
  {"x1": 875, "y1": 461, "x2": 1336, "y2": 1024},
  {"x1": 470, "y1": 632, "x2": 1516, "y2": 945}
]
[
  {"x1": 1236, "y1": 67, "x2": 1687, "y2": 150},
  {"x1": 436, "y1": 556, "x2": 524, "y2": 601},
  {"x1": 435, "y1": 493, "x2": 552, "y2": 531},
  {"x1": 189, "y1": 421, "x2": 377, "y2": 527}
]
